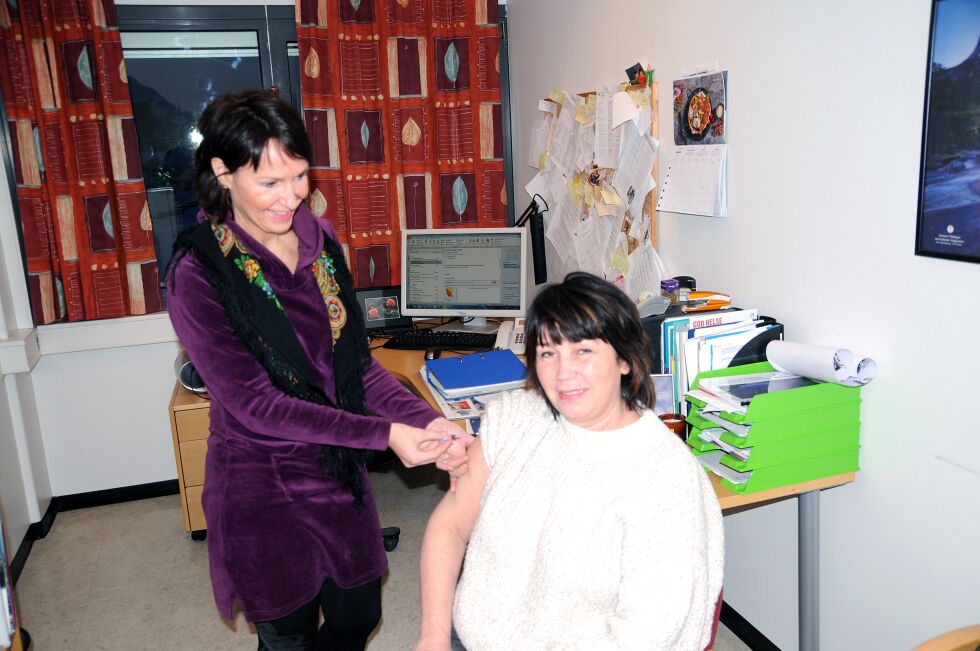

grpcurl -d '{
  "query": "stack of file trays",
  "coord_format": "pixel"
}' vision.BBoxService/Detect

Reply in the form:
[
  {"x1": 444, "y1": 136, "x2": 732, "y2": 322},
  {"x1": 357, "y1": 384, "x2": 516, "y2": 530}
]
[{"x1": 684, "y1": 361, "x2": 861, "y2": 494}]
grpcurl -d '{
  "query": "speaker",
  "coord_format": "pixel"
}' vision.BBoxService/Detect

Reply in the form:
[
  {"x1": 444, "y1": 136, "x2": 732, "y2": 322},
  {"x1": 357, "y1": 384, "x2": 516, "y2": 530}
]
[
  {"x1": 529, "y1": 211, "x2": 547, "y2": 285},
  {"x1": 174, "y1": 351, "x2": 207, "y2": 395},
  {"x1": 518, "y1": 196, "x2": 548, "y2": 285}
]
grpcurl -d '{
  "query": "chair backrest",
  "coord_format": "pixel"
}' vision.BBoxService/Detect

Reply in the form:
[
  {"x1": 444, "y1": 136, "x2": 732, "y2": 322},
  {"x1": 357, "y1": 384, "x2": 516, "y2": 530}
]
[
  {"x1": 704, "y1": 590, "x2": 723, "y2": 651},
  {"x1": 911, "y1": 624, "x2": 980, "y2": 651}
]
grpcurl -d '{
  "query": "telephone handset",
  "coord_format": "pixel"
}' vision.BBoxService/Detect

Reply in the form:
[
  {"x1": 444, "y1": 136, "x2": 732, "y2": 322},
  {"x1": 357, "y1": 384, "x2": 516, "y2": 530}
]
[{"x1": 494, "y1": 318, "x2": 526, "y2": 355}]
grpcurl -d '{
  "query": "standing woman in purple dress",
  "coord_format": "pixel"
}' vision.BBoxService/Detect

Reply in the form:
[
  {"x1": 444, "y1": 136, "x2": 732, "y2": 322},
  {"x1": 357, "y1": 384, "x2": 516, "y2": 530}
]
[{"x1": 167, "y1": 89, "x2": 468, "y2": 650}]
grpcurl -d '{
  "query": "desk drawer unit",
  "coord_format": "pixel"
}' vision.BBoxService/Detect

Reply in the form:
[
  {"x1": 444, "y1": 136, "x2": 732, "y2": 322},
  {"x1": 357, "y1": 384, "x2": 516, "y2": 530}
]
[{"x1": 169, "y1": 384, "x2": 211, "y2": 534}]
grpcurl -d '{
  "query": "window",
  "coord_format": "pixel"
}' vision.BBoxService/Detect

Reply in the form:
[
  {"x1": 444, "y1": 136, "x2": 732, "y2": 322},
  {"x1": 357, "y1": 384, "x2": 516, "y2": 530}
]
[{"x1": 117, "y1": 5, "x2": 300, "y2": 300}]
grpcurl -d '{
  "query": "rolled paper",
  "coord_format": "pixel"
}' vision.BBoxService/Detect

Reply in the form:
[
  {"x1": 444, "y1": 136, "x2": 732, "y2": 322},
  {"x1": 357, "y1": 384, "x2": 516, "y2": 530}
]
[{"x1": 766, "y1": 340, "x2": 877, "y2": 387}]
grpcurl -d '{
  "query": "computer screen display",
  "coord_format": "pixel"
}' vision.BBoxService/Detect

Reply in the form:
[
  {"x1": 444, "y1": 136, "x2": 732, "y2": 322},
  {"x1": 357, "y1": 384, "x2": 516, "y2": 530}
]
[{"x1": 400, "y1": 228, "x2": 527, "y2": 322}]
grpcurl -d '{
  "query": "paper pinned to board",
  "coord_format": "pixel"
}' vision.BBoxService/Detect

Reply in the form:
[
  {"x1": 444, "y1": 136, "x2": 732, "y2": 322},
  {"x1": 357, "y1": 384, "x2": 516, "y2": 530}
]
[
  {"x1": 594, "y1": 87, "x2": 621, "y2": 168},
  {"x1": 611, "y1": 91, "x2": 639, "y2": 128},
  {"x1": 766, "y1": 341, "x2": 878, "y2": 387}
]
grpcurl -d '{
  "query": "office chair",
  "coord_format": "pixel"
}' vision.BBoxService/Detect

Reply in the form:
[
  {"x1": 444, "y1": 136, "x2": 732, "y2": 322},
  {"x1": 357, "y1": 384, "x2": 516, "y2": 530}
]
[{"x1": 911, "y1": 625, "x2": 980, "y2": 651}]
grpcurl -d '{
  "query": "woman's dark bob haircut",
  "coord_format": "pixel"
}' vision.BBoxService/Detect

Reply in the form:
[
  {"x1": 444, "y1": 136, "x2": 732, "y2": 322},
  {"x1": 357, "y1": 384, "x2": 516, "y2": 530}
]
[
  {"x1": 525, "y1": 272, "x2": 655, "y2": 418},
  {"x1": 194, "y1": 88, "x2": 312, "y2": 220}
]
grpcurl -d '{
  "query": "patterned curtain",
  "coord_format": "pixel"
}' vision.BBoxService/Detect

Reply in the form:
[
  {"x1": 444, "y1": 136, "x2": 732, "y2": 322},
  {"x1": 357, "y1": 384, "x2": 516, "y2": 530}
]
[
  {"x1": 296, "y1": 0, "x2": 507, "y2": 288},
  {"x1": 0, "y1": 0, "x2": 161, "y2": 324}
]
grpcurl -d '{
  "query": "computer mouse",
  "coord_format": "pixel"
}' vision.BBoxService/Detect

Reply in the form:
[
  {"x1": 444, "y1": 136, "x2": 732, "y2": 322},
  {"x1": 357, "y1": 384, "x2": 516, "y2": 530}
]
[{"x1": 425, "y1": 349, "x2": 441, "y2": 361}]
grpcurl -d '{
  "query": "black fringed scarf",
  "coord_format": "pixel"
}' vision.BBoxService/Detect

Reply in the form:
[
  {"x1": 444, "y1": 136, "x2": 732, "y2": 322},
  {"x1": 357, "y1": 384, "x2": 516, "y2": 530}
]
[{"x1": 171, "y1": 218, "x2": 375, "y2": 506}]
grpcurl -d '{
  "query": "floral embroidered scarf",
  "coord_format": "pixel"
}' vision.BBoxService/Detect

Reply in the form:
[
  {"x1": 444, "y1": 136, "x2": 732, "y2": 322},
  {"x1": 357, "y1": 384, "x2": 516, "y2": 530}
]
[{"x1": 171, "y1": 216, "x2": 374, "y2": 505}]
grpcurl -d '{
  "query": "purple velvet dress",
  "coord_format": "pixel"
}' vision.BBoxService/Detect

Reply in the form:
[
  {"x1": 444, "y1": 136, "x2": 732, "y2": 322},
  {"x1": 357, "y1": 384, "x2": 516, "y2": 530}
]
[{"x1": 167, "y1": 205, "x2": 438, "y2": 622}]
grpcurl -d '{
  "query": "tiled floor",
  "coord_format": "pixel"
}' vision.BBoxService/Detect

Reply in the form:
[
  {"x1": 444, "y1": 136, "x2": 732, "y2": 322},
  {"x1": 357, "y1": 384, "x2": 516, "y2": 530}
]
[{"x1": 14, "y1": 462, "x2": 749, "y2": 650}]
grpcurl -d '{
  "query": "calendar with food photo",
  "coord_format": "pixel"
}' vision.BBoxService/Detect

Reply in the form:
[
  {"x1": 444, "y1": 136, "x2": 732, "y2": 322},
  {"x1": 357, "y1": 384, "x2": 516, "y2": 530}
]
[{"x1": 673, "y1": 70, "x2": 727, "y2": 146}]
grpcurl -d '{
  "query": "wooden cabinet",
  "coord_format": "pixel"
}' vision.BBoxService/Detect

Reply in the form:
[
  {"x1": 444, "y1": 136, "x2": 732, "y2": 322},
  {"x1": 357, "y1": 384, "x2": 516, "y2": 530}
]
[{"x1": 168, "y1": 383, "x2": 211, "y2": 536}]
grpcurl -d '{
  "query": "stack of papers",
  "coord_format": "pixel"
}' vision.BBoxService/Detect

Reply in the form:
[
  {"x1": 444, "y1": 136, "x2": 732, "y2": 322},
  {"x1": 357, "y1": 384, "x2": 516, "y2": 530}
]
[
  {"x1": 660, "y1": 307, "x2": 785, "y2": 411},
  {"x1": 417, "y1": 366, "x2": 504, "y2": 421},
  {"x1": 424, "y1": 349, "x2": 527, "y2": 400},
  {"x1": 693, "y1": 371, "x2": 818, "y2": 414}
]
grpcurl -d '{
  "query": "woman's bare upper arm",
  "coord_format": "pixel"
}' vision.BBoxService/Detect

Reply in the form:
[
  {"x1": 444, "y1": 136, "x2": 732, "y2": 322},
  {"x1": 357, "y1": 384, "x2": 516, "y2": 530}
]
[{"x1": 435, "y1": 437, "x2": 490, "y2": 541}]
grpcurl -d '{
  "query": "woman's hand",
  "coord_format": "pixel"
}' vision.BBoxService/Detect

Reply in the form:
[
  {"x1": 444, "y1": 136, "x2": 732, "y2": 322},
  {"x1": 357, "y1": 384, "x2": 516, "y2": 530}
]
[
  {"x1": 427, "y1": 418, "x2": 473, "y2": 472},
  {"x1": 426, "y1": 417, "x2": 475, "y2": 491},
  {"x1": 389, "y1": 422, "x2": 454, "y2": 468}
]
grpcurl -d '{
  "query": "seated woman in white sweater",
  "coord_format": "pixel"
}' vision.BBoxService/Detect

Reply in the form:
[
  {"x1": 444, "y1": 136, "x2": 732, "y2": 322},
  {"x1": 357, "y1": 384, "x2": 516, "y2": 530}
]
[{"x1": 414, "y1": 272, "x2": 725, "y2": 651}]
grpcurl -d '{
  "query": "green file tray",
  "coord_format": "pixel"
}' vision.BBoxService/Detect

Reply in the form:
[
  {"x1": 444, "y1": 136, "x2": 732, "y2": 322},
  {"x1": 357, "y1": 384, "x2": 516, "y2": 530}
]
[
  {"x1": 686, "y1": 427, "x2": 721, "y2": 453},
  {"x1": 687, "y1": 422, "x2": 860, "y2": 469},
  {"x1": 721, "y1": 424, "x2": 860, "y2": 470},
  {"x1": 686, "y1": 362, "x2": 862, "y2": 443},
  {"x1": 692, "y1": 445, "x2": 861, "y2": 494},
  {"x1": 725, "y1": 446, "x2": 860, "y2": 494},
  {"x1": 686, "y1": 403, "x2": 859, "y2": 442}
]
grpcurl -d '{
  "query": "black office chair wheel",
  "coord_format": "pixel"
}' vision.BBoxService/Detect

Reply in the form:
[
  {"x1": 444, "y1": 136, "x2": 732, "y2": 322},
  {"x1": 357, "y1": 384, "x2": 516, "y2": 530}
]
[
  {"x1": 191, "y1": 529, "x2": 207, "y2": 542},
  {"x1": 381, "y1": 526, "x2": 400, "y2": 552}
]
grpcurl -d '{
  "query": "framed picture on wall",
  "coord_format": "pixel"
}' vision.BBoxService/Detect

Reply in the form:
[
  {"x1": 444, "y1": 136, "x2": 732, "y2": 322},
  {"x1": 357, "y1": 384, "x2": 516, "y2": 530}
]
[{"x1": 915, "y1": 0, "x2": 980, "y2": 263}]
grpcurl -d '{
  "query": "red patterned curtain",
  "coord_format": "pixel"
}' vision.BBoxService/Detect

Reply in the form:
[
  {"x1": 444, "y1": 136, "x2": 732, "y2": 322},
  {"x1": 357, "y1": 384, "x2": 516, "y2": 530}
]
[
  {"x1": 296, "y1": 0, "x2": 507, "y2": 288},
  {"x1": 0, "y1": 0, "x2": 161, "y2": 324}
]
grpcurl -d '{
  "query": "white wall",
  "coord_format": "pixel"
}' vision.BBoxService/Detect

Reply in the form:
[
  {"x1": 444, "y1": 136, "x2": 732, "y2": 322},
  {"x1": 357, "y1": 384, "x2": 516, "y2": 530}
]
[
  {"x1": 30, "y1": 341, "x2": 181, "y2": 495},
  {"x1": 509, "y1": 1, "x2": 980, "y2": 649}
]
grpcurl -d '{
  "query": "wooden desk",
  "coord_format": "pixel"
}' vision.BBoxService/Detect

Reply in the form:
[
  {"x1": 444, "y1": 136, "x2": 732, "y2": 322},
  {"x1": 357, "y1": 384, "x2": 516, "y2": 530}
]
[{"x1": 168, "y1": 343, "x2": 852, "y2": 650}]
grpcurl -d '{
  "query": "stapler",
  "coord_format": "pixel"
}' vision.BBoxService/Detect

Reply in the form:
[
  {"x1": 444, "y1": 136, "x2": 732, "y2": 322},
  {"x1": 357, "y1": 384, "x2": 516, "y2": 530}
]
[{"x1": 681, "y1": 291, "x2": 731, "y2": 313}]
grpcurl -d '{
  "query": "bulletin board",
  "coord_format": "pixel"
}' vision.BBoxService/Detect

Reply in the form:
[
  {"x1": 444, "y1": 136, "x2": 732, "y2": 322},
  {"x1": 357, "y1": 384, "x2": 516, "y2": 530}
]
[{"x1": 524, "y1": 82, "x2": 666, "y2": 301}]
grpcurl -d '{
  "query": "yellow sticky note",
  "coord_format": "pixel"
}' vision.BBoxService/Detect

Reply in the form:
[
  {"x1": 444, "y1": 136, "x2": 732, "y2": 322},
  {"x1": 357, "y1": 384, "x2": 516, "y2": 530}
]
[
  {"x1": 569, "y1": 175, "x2": 584, "y2": 206},
  {"x1": 600, "y1": 189, "x2": 620, "y2": 206},
  {"x1": 610, "y1": 246, "x2": 630, "y2": 276},
  {"x1": 549, "y1": 88, "x2": 566, "y2": 105}
]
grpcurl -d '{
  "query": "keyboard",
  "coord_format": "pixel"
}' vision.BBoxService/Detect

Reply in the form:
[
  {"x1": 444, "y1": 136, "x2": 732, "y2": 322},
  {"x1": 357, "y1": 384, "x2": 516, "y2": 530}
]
[{"x1": 383, "y1": 329, "x2": 497, "y2": 351}]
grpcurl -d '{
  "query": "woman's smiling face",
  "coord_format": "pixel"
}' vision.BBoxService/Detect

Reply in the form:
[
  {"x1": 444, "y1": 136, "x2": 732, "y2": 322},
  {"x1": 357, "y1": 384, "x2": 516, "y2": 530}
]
[
  {"x1": 214, "y1": 139, "x2": 309, "y2": 244},
  {"x1": 534, "y1": 335, "x2": 632, "y2": 431}
]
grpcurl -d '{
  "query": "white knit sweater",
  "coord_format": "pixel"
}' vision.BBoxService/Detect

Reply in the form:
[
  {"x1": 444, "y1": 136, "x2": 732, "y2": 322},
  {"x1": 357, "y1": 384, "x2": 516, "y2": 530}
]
[{"x1": 453, "y1": 390, "x2": 724, "y2": 650}]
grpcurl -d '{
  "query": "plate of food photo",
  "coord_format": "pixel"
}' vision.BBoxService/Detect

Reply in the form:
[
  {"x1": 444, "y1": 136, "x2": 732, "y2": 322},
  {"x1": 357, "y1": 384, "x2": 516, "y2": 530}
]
[{"x1": 684, "y1": 87, "x2": 714, "y2": 141}]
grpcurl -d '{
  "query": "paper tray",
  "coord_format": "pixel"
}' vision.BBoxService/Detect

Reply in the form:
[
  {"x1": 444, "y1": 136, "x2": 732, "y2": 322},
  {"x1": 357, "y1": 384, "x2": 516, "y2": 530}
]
[
  {"x1": 687, "y1": 422, "x2": 859, "y2": 469},
  {"x1": 693, "y1": 446, "x2": 861, "y2": 495},
  {"x1": 686, "y1": 403, "x2": 860, "y2": 443},
  {"x1": 686, "y1": 361, "x2": 861, "y2": 436}
]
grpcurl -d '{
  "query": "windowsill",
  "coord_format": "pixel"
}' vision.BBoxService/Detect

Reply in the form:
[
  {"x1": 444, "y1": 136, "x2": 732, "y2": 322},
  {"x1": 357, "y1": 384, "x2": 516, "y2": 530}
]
[
  {"x1": 36, "y1": 312, "x2": 178, "y2": 355},
  {"x1": 0, "y1": 328, "x2": 41, "y2": 375}
]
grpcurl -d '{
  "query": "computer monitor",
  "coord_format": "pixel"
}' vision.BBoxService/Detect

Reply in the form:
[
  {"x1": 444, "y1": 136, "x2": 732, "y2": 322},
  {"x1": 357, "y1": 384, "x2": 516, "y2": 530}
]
[{"x1": 400, "y1": 227, "x2": 527, "y2": 332}]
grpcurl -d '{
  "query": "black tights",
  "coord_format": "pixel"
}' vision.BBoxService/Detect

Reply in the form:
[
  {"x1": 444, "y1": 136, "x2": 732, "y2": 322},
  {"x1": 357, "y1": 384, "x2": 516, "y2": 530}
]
[{"x1": 255, "y1": 577, "x2": 382, "y2": 651}]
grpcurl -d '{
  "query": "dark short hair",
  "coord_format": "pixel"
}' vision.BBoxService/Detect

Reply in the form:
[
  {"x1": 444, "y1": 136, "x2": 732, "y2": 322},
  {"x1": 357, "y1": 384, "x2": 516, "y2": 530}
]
[
  {"x1": 525, "y1": 272, "x2": 655, "y2": 418},
  {"x1": 194, "y1": 89, "x2": 312, "y2": 220}
]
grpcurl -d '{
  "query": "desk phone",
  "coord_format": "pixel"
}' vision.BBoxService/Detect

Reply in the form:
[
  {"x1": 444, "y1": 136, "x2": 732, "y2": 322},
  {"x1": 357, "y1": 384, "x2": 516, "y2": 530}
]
[{"x1": 494, "y1": 318, "x2": 526, "y2": 355}]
